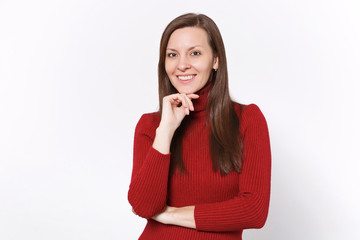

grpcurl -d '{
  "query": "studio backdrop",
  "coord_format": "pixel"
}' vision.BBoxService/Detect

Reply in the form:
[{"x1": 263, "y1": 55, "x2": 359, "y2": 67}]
[{"x1": 0, "y1": 0, "x2": 359, "y2": 239}]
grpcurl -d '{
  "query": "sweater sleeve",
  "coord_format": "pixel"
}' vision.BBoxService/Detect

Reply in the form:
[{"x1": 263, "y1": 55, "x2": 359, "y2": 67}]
[
  {"x1": 127, "y1": 114, "x2": 171, "y2": 219},
  {"x1": 194, "y1": 104, "x2": 271, "y2": 232}
]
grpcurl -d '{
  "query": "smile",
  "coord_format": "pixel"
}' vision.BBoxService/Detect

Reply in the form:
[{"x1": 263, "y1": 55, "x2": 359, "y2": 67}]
[{"x1": 177, "y1": 74, "x2": 196, "y2": 83}]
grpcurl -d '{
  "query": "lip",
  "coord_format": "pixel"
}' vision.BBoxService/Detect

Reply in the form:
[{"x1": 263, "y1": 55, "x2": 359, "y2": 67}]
[{"x1": 176, "y1": 74, "x2": 197, "y2": 84}]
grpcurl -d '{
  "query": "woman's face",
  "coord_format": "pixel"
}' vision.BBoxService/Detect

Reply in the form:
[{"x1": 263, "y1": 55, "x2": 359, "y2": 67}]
[{"x1": 165, "y1": 27, "x2": 218, "y2": 94}]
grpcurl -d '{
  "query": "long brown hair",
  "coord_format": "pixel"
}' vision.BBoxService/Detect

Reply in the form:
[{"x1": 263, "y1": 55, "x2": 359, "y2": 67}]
[{"x1": 158, "y1": 13, "x2": 243, "y2": 175}]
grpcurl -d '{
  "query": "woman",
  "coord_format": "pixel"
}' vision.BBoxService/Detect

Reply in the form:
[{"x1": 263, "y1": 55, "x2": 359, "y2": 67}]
[{"x1": 128, "y1": 13, "x2": 271, "y2": 239}]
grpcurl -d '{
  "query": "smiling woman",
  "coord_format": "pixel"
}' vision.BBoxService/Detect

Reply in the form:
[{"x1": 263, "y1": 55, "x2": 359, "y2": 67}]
[
  {"x1": 128, "y1": 13, "x2": 271, "y2": 240},
  {"x1": 165, "y1": 27, "x2": 218, "y2": 94}
]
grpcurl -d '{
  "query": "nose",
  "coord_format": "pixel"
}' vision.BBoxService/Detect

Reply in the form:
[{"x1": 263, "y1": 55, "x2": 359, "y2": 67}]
[{"x1": 177, "y1": 55, "x2": 190, "y2": 71}]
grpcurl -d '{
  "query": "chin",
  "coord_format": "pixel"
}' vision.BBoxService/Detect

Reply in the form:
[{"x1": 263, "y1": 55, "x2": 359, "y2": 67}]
[
  {"x1": 171, "y1": 80, "x2": 203, "y2": 94},
  {"x1": 177, "y1": 88, "x2": 195, "y2": 94},
  {"x1": 175, "y1": 85, "x2": 202, "y2": 94}
]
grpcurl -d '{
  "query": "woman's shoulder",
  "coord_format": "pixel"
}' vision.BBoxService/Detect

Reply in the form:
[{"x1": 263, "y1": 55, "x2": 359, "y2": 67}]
[
  {"x1": 233, "y1": 102, "x2": 269, "y2": 138},
  {"x1": 134, "y1": 111, "x2": 161, "y2": 135},
  {"x1": 233, "y1": 102, "x2": 268, "y2": 126},
  {"x1": 138, "y1": 111, "x2": 160, "y2": 121}
]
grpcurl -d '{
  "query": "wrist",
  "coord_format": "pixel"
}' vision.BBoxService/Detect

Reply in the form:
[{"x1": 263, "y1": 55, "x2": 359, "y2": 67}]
[
  {"x1": 152, "y1": 126, "x2": 174, "y2": 155},
  {"x1": 167, "y1": 206, "x2": 196, "y2": 229},
  {"x1": 156, "y1": 124, "x2": 176, "y2": 141},
  {"x1": 165, "y1": 206, "x2": 177, "y2": 225},
  {"x1": 157, "y1": 122, "x2": 176, "y2": 135}
]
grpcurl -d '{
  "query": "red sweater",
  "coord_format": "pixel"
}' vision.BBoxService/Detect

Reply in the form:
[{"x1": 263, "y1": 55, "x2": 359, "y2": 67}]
[{"x1": 128, "y1": 84, "x2": 271, "y2": 239}]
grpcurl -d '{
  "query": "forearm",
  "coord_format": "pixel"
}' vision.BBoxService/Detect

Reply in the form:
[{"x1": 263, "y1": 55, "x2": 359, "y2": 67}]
[
  {"x1": 153, "y1": 205, "x2": 196, "y2": 229},
  {"x1": 171, "y1": 206, "x2": 196, "y2": 229},
  {"x1": 129, "y1": 127, "x2": 173, "y2": 216},
  {"x1": 152, "y1": 125, "x2": 175, "y2": 154},
  {"x1": 128, "y1": 146, "x2": 171, "y2": 218},
  {"x1": 194, "y1": 191, "x2": 270, "y2": 231},
  {"x1": 128, "y1": 116, "x2": 173, "y2": 218}
]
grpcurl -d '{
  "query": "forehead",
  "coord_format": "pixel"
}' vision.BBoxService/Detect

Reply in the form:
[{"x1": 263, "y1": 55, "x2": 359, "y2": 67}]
[{"x1": 167, "y1": 27, "x2": 210, "y2": 49}]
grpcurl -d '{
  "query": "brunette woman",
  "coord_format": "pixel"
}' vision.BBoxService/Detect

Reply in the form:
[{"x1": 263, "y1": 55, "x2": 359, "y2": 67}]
[{"x1": 128, "y1": 13, "x2": 271, "y2": 239}]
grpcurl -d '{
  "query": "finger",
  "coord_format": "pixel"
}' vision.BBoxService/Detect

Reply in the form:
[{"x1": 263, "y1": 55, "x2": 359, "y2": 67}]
[
  {"x1": 166, "y1": 94, "x2": 190, "y2": 115},
  {"x1": 181, "y1": 95, "x2": 191, "y2": 115},
  {"x1": 174, "y1": 94, "x2": 189, "y2": 115},
  {"x1": 184, "y1": 95, "x2": 195, "y2": 111},
  {"x1": 185, "y1": 107, "x2": 190, "y2": 115},
  {"x1": 179, "y1": 94, "x2": 190, "y2": 110},
  {"x1": 186, "y1": 94, "x2": 199, "y2": 100},
  {"x1": 173, "y1": 98, "x2": 182, "y2": 107},
  {"x1": 166, "y1": 95, "x2": 183, "y2": 106}
]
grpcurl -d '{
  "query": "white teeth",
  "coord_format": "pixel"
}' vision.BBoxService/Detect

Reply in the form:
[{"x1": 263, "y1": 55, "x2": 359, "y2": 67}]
[{"x1": 178, "y1": 75, "x2": 195, "y2": 80}]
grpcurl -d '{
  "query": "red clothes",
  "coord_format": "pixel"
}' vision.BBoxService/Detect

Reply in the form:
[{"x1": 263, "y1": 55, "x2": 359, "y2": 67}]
[{"x1": 128, "y1": 84, "x2": 271, "y2": 240}]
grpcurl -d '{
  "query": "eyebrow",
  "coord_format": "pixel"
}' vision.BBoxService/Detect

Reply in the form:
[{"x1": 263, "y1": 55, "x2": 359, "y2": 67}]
[{"x1": 166, "y1": 45, "x2": 203, "y2": 51}]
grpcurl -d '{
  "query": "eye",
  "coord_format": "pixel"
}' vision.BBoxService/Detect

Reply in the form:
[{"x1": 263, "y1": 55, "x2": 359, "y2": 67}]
[
  {"x1": 167, "y1": 53, "x2": 177, "y2": 57},
  {"x1": 191, "y1": 51, "x2": 200, "y2": 56}
]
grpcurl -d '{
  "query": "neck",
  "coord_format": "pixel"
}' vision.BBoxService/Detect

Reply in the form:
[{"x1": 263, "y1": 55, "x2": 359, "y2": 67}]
[{"x1": 192, "y1": 81, "x2": 211, "y2": 113}]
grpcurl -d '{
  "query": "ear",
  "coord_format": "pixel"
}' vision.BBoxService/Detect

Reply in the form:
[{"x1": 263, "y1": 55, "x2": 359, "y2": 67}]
[{"x1": 213, "y1": 56, "x2": 219, "y2": 71}]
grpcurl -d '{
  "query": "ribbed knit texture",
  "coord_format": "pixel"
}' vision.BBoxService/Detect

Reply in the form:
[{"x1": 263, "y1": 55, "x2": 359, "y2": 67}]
[{"x1": 128, "y1": 83, "x2": 271, "y2": 240}]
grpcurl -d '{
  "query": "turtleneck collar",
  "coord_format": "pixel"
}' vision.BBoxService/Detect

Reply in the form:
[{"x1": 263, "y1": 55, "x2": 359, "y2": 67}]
[{"x1": 192, "y1": 81, "x2": 211, "y2": 113}]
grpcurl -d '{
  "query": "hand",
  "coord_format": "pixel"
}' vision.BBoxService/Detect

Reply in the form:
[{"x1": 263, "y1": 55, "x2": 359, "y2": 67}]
[
  {"x1": 152, "y1": 205, "x2": 196, "y2": 229},
  {"x1": 159, "y1": 93, "x2": 199, "y2": 133},
  {"x1": 152, "y1": 93, "x2": 198, "y2": 155},
  {"x1": 151, "y1": 205, "x2": 176, "y2": 225}
]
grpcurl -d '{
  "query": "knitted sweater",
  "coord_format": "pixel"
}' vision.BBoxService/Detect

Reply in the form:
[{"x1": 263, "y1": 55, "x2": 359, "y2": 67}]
[{"x1": 128, "y1": 83, "x2": 271, "y2": 240}]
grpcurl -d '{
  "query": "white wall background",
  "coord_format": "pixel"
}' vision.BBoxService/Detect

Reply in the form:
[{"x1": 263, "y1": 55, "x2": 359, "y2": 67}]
[{"x1": 1, "y1": 0, "x2": 359, "y2": 239}]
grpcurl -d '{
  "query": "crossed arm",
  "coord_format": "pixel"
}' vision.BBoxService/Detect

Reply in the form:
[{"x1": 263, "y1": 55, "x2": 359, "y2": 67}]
[{"x1": 128, "y1": 104, "x2": 271, "y2": 232}]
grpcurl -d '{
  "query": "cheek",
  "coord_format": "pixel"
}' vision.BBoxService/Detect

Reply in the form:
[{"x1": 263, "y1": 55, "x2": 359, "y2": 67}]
[
  {"x1": 193, "y1": 61, "x2": 213, "y2": 76},
  {"x1": 165, "y1": 61, "x2": 176, "y2": 75},
  {"x1": 193, "y1": 56, "x2": 213, "y2": 70}
]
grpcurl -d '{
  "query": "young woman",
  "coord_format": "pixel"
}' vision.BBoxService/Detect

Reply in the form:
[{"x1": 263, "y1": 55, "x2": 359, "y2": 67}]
[{"x1": 128, "y1": 13, "x2": 271, "y2": 239}]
